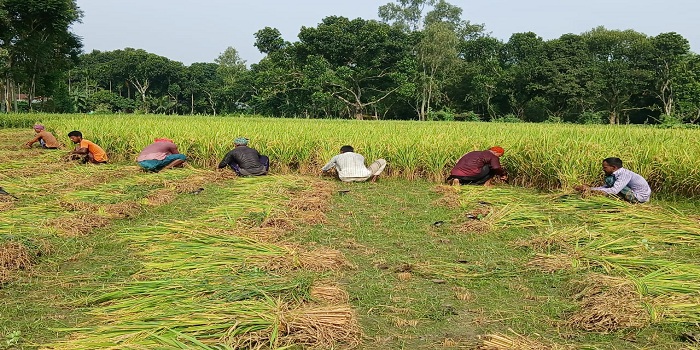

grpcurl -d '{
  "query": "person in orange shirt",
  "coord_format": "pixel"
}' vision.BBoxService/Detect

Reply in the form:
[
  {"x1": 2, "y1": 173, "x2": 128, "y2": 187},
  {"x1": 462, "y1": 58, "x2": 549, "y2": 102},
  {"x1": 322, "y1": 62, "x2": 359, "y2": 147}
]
[{"x1": 67, "y1": 130, "x2": 108, "y2": 164}]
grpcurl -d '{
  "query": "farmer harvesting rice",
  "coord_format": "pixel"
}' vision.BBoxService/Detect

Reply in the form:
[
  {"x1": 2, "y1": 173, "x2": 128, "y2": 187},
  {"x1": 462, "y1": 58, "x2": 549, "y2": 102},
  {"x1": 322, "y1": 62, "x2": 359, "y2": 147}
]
[
  {"x1": 67, "y1": 131, "x2": 108, "y2": 164},
  {"x1": 24, "y1": 124, "x2": 61, "y2": 149},
  {"x1": 321, "y1": 145, "x2": 387, "y2": 182},
  {"x1": 575, "y1": 157, "x2": 651, "y2": 203},
  {"x1": 218, "y1": 137, "x2": 269, "y2": 176},
  {"x1": 447, "y1": 146, "x2": 507, "y2": 186},
  {"x1": 136, "y1": 138, "x2": 187, "y2": 172}
]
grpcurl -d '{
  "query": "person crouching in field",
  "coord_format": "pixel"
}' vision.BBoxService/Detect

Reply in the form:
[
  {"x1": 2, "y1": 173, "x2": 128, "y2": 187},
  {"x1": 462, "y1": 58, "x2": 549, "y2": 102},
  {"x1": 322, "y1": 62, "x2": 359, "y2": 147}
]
[
  {"x1": 136, "y1": 138, "x2": 187, "y2": 172},
  {"x1": 218, "y1": 137, "x2": 269, "y2": 176},
  {"x1": 446, "y1": 146, "x2": 507, "y2": 186},
  {"x1": 321, "y1": 145, "x2": 387, "y2": 182},
  {"x1": 25, "y1": 124, "x2": 61, "y2": 149},
  {"x1": 67, "y1": 131, "x2": 108, "y2": 164},
  {"x1": 575, "y1": 157, "x2": 651, "y2": 203}
]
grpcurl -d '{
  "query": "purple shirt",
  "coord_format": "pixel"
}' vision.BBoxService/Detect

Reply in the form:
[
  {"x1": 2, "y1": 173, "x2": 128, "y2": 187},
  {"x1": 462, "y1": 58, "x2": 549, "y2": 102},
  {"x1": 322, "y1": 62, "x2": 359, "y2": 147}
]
[{"x1": 451, "y1": 150, "x2": 502, "y2": 177}]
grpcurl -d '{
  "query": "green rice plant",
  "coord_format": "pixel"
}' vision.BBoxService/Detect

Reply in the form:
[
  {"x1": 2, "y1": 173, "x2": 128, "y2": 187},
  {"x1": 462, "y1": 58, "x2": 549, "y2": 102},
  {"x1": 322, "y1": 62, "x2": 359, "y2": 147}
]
[{"x1": 4, "y1": 114, "x2": 699, "y2": 197}]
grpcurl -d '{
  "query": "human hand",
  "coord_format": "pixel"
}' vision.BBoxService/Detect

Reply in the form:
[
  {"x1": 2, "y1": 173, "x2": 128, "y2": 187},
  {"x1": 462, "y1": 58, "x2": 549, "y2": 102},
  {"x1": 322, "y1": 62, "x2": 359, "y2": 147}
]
[{"x1": 573, "y1": 184, "x2": 588, "y2": 192}]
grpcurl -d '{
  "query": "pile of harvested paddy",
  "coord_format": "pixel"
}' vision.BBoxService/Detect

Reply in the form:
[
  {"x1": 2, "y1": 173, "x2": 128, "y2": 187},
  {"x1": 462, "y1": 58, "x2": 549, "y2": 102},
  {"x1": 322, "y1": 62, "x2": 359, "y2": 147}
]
[
  {"x1": 310, "y1": 282, "x2": 350, "y2": 304},
  {"x1": 0, "y1": 195, "x2": 14, "y2": 211},
  {"x1": 432, "y1": 184, "x2": 462, "y2": 209},
  {"x1": 565, "y1": 274, "x2": 650, "y2": 332},
  {"x1": 227, "y1": 302, "x2": 362, "y2": 349},
  {"x1": 478, "y1": 330, "x2": 573, "y2": 350},
  {"x1": 263, "y1": 246, "x2": 356, "y2": 272},
  {"x1": 0, "y1": 241, "x2": 33, "y2": 284},
  {"x1": 50, "y1": 213, "x2": 111, "y2": 236},
  {"x1": 526, "y1": 253, "x2": 579, "y2": 273},
  {"x1": 103, "y1": 201, "x2": 142, "y2": 219}
]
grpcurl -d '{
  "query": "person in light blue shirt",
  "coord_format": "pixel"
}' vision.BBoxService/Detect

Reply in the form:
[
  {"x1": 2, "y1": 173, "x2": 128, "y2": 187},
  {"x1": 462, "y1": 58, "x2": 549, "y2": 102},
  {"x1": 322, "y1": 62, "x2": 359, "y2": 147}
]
[{"x1": 577, "y1": 157, "x2": 651, "y2": 203}]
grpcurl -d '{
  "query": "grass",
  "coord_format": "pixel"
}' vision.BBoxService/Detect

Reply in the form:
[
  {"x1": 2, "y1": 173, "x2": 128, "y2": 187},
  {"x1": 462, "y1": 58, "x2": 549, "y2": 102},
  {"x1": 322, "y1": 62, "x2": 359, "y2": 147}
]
[{"x1": 2, "y1": 124, "x2": 700, "y2": 349}]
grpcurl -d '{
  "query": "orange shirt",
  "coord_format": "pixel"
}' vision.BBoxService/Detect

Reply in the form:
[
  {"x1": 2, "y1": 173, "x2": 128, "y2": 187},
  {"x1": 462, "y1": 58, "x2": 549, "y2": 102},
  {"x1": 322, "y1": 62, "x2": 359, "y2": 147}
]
[{"x1": 79, "y1": 139, "x2": 108, "y2": 162}]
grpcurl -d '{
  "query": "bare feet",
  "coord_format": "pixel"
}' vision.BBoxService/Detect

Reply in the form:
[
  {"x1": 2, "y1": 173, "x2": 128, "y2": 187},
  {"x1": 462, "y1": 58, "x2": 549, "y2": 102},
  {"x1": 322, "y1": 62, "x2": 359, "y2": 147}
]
[
  {"x1": 450, "y1": 178, "x2": 460, "y2": 186},
  {"x1": 370, "y1": 175, "x2": 378, "y2": 183}
]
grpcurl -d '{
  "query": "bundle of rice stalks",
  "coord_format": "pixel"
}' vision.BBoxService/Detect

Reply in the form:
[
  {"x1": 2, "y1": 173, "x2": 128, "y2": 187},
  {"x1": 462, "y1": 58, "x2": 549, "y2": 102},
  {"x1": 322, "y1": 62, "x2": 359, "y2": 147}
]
[
  {"x1": 263, "y1": 246, "x2": 355, "y2": 272},
  {"x1": 526, "y1": 253, "x2": 580, "y2": 273},
  {"x1": 310, "y1": 283, "x2": 350, "y2": 304},
  {"x1": 432, "y1": 184, "x2": 462, "y2": 209},
  {"x1": 652, "y1": 295, "x2": 700, "y2": 324},
  {"x1": 145, "y1": 188, "x2": 177, "y2": 206},
  {"x1": 0, "y1": 241, "x2": 32, "y2": 284},
  {"x1": 478, "y1": 329, "x2": 572, "y2": 350},
  {"x1": 224, "y1": 299, "x2": 362, "y2": 350},
  {"x1": 281, "y1": 304, "x2": 362, "y2": 348},
  {"x1": 104, "y1": 201, "x2": 142, "y2": 219},
  {"x1": 50, "y1": 213, "x2": 111, "y2": 236},
  {"x1": 516, "y1": 226, "x2": 592, "y2": 253},
  {"x1": 58, "y1": 200, "x2": 99, "y2": 212},
  {"x1": 287, "y1": 180, "x2": 334, "y2": 212},
  {"x1": 565, "y1": 274, "x2": 650, "y2": 332}
]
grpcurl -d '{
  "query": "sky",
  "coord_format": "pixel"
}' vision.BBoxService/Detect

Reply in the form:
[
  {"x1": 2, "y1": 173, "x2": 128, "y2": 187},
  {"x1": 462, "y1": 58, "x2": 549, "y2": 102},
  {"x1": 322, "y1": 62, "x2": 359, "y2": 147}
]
[{"x1": 72, "y1": 0, "x2": 700, "y2": 66}]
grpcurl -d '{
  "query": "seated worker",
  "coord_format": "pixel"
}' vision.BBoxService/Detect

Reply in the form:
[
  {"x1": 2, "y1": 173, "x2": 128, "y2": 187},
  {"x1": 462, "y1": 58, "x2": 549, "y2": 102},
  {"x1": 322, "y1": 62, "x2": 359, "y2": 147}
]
[
  {"x1": 217, "y1": 137, "x2": 269, "y2": 176},
  {"x1": 136, "y1": 138, "x2": 187, "y2": 172},
  {"x1": 575, "y1": 157, "x2": 651, "y2": 203},
  {"x1": 446, "y1": 146, "x2": 507, "y2": 186},
  {"x1": 67, "y1": 131, "x2": 108, "y2": 164},
  {"x1": 321, "y1": 145, "x2": 387, "y2": 182},
  {"x1": 25, "y1": 124, "x2": 61, "y2": 149}
]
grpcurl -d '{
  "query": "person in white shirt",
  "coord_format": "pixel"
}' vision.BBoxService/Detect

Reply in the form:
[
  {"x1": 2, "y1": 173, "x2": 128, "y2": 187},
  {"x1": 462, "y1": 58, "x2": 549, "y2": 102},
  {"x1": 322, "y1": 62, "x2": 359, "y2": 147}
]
[
  {"x1": 321, "y1": 145, "x2": 387, "y2": 182},
  {"x1": 575, "y1": 157, "x2": 651, "y2": 203}
]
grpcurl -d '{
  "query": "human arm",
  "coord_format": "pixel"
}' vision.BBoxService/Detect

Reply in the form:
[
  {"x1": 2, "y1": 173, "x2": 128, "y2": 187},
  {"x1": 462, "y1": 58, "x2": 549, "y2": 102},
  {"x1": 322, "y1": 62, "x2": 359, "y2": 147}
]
[
  {"x1": 591, "y1": 171, "x2": 631, "y2": 195},
  {"x1": 489, "y1": 155, "x2": 506, "y2": 176},
  {"x1": 321, "y1": 156, "x2": 337, "y2": 172},
  {"x1": 217, "y1": 150, "x2": 237, "y2": 169},
  {"x1": 25, "y1": 134, "x2": 43, "y2": 147}
]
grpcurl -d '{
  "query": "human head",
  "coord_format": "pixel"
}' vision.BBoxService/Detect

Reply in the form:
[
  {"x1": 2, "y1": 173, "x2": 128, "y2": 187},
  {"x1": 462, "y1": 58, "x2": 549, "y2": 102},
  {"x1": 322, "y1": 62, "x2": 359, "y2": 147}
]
[
  {"x1": 488, "y1": 146, "x2": 504, "y2": 157},
  {"x1": 602, "y1": 157, "x2": 623, "y2": 175},
  {"x1": 68, "y1": 130, "x2": 83, "y2": 144},
  {"x1": 154, "y1": 138, "x2": 174, "y2": 143},
  {"x1": 33, "y1": 124, "x2": 45, "y2": 133},
  {"x1": 340, "y1": 145, "x2": 354, "y2": 153},
  {"x1": 234, "y1": 137, "x2": 249, "y2": 146}
]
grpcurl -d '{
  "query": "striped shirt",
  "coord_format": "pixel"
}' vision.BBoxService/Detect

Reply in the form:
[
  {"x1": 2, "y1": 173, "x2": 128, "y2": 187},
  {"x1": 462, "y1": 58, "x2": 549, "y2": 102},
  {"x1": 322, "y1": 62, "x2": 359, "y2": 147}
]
[
  {"x1": 322, "y1": 152, "x2": 372, "y2": 180},
  {"x1": 592, "y1": 167, "x2": 651, "y2": 203}
]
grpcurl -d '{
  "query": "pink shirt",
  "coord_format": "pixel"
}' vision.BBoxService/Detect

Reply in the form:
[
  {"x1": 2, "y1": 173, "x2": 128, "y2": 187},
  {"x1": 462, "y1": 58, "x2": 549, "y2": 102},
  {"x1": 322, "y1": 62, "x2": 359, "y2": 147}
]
[{"x1": 137, "y1": 141, "x2": 179, "y2": 161}]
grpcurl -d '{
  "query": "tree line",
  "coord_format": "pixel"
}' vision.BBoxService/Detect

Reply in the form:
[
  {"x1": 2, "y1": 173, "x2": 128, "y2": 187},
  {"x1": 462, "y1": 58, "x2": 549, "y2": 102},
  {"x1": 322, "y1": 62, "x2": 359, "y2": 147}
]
[{"x1": 2, "y1": 0, "x2": 700, "y2": 124}]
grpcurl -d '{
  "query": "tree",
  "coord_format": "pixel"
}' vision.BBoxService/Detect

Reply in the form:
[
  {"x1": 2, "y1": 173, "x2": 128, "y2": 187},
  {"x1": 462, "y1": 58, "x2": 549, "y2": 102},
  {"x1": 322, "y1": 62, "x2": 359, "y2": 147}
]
[
  {"x1": 0, "y1": 0, "x2": 82, "y2": 112},
  {"x1": 416, "y1": 22, "x2": 459, "y2": 120},
  {"x1": 296, "y1": 17, "x2": 413, "y2": 119},
  {"x1": 649, "y1": 32, "x2": 690, "y2": 117}
]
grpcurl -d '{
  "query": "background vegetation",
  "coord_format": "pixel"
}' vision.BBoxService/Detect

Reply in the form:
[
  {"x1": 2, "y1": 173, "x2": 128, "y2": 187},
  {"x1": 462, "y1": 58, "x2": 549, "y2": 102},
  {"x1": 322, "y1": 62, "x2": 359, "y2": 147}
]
[{"x1": 2, "y1": 0, "x2": 700, "y2": 125}]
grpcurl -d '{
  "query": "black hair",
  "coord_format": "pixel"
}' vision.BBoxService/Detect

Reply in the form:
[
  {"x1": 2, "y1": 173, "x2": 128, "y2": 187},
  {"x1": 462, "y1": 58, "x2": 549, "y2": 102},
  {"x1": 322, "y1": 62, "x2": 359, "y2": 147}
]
[
  {"x1": 67, "y1": 130, "x2": 82, "y2": 138},
  {"x1": 603, "y1": 157, "x2": 623, "y2": 168},
  {"x1": 340, "y1": 145, "x2": 354, "y2": 153}
]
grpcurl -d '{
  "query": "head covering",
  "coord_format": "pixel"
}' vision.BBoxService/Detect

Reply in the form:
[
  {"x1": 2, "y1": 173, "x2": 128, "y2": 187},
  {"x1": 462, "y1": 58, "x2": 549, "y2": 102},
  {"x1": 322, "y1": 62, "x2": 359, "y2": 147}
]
[
  {"x1": 33, "y1": 124, "x2": 45, "y2": 130},
  {"x1": 489, "y1": 146, "x2": 505, "y2": 154},
  {"x1": 154, "y1": 138, "x2": 174, "y2": 143},
  {"x1": 234, "y1": 137, "x2": 249, "y2": 146}
]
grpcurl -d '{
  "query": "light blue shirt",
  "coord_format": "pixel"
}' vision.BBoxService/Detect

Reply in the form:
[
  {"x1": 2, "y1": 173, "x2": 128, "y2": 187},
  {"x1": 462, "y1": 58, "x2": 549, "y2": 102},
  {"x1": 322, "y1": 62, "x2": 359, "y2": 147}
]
[{"x1": 592, "y1": 167, "x2": 652, "y2": 203}]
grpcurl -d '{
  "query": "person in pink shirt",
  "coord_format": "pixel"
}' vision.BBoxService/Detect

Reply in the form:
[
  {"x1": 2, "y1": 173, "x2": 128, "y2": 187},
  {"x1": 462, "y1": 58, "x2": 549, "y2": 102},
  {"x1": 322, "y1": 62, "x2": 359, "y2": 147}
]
[{"x1": 136, "y1": 138, "x2": 187, "y2": 172}]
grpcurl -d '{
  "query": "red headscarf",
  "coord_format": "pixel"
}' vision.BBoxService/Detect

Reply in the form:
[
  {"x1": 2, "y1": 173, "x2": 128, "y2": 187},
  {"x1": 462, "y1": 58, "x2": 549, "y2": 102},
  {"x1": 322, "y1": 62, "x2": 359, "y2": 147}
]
[
  {"x1": 489, "y1": 146, "x2": 505, "y2": 154},
  {"x1": 154, "y1": 138, "x2": 174, "y2": 143}
]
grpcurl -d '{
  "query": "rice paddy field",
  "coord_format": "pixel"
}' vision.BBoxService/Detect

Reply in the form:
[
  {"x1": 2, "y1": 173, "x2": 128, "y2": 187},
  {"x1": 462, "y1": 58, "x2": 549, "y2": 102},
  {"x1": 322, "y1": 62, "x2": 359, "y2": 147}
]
[{"x1": 1, "y1": 114, "x2": 700, "y2": 349}]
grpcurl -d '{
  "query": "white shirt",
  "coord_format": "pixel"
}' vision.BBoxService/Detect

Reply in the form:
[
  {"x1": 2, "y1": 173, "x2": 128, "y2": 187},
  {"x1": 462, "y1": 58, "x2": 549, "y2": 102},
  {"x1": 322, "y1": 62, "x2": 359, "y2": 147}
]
[
  {"x1": 592, "y1": 167, "x2": 652, "y2": 203},
  {"x1": 322, "y1": 152, "x2": 372, "y2": 180}
]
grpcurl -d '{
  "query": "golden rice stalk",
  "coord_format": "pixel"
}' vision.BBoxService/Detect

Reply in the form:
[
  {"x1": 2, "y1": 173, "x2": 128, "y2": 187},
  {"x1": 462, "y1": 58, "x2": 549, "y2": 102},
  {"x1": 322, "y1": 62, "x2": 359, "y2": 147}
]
[
  {"x1": 0, "y1": 242, "x2": 32, "y2": 284},
  {"x1": 478, "y1": 329, "x2": 572, "y2": 349},
  {"x1": 310, "y1": 283, "x2": 350, "y2": 304},
  {"x1": 282, "y1": 304, "x2": 363, "y2": 348},
  {"x1": 565, "y1": 274, "x2": 650, "y2": 332},
  {"x1": 50, "y1": 213, "x2": 111, "y2": 236}
]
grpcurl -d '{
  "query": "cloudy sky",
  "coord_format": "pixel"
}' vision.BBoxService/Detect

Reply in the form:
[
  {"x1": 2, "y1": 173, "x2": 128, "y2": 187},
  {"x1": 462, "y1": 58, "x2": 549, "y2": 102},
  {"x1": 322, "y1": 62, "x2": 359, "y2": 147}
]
[{"x1": 73, "y1": 0, "x2": 699, "y2": 65}]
